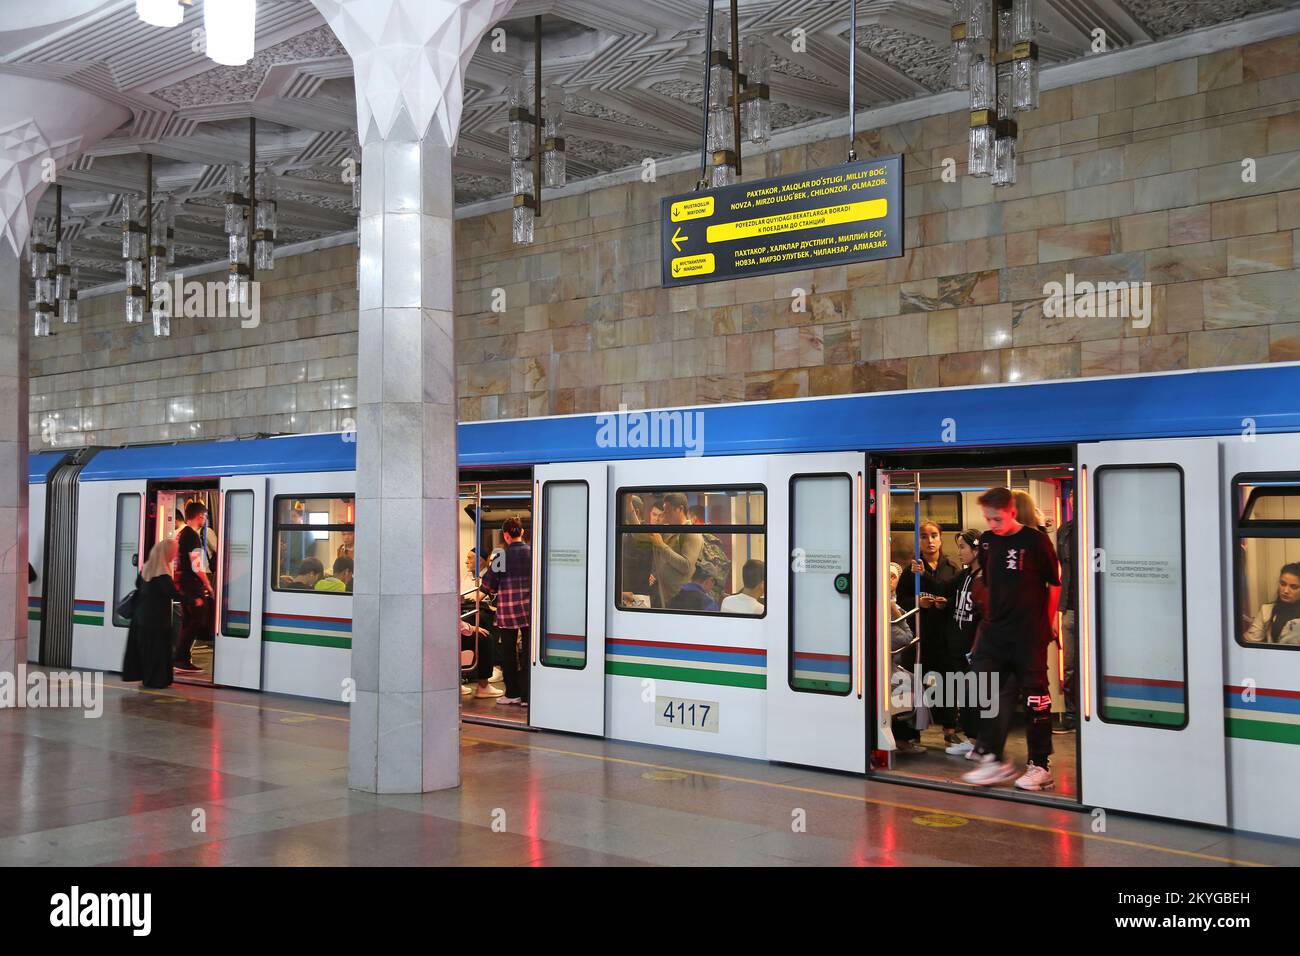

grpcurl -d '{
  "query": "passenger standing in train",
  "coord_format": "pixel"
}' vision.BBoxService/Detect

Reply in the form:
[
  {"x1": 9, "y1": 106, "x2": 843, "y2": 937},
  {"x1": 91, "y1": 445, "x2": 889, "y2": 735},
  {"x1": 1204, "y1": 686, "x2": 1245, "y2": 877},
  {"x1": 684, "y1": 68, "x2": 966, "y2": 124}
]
[
  {"x1": 941, "y1": 531, "x2": 984, "y2": 755},
  {"x1": 1244, "y1": 562, "x2": 1300, "y2": 644},
  {"x1": 620, "y1": 495, "x2": 656, "y2": 607},
  {"x1": 889, "y1": 562, "x2": 925, "y2": 754},
  {"x1": 649, "y1": 493, "x2": 703, "y2": 607},
  {"x1": 898, "y1": 521, "x2": 961, "y2": 747},
  {"x1": 962, "y1": 487, "x2": 1061, "y2": 791},
  {"x1": 173, "y1": 501, "x2": 213, "y2": 672},
  {"x1": 461, "y1": 547, "x2": 501, "y2": 699},
  {"x1": 1055, "y1": 486, "x2": 1078, "y2": 733},
  {"x1": 481, "y1": 516, "x2": 532, "y2": 707},
  {"x1": 122, "y1": 538, "x2": 180, "y2": 689},
  {"x1": 720, "y1": 559, "x2": 766, "y2": 614}
]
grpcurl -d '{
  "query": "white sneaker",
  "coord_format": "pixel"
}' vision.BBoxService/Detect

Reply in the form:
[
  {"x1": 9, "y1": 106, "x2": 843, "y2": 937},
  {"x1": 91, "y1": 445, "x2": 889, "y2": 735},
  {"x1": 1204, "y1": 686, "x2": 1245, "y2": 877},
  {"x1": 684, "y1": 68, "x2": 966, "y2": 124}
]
[
  {"x1": 961, "y1": 753, "x2": 1017, "y2": 786},
  {"x1": 965, "y1": 747, "x2": 980, "y2": 761},
  {"x1": 474, "y1": 684, "x2": 504, "y2": 699},
  {"x1": 460, "y1": 684, "x2": 473, "y2": 697},
  {"x1": 1014, "y1": 762, "x2": 1054, "y2": 791},
  {"x1": 496, "y1": 696, "x2": 521, "y2": 706},
  {"x1": 945, "y1": 738, "x2": 975, "y2": 756},
  {"x1": 491, "y1": 667, "x2": 503, "y2": 682}
]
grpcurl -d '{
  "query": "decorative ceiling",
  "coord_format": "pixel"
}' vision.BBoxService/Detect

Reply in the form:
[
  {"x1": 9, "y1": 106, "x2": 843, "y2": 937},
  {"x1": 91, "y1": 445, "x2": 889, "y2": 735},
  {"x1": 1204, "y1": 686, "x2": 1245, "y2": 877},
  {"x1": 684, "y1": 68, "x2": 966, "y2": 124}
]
[{"x1": 0, "y1": 0, "x2": 1288, "y2": 286}]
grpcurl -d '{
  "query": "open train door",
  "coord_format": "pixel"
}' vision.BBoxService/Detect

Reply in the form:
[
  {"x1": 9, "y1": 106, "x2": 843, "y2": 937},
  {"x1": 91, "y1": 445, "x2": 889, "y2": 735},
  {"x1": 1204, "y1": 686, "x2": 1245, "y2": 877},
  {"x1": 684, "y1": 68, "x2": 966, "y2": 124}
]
[
  {"x1": 529, "y1": 463, "x2": 608, "y2": 736},
  {"x1": 1077, "y1": 439, "x2": 1226, "y2": 826},
  {"x1": 213, "y1": 476, "x2": 266, "y2": 690},
  {"x1": 766, "y1": 454, "x2": 867, "y2": 772}
]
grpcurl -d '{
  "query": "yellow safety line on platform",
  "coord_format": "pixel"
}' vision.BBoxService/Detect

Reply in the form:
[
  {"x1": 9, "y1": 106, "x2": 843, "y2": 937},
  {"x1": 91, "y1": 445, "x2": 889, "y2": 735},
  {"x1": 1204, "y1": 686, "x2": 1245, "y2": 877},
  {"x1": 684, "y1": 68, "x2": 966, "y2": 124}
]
[{"x1": 95, "y1": 679, "x2": 1264, "y2": 866}]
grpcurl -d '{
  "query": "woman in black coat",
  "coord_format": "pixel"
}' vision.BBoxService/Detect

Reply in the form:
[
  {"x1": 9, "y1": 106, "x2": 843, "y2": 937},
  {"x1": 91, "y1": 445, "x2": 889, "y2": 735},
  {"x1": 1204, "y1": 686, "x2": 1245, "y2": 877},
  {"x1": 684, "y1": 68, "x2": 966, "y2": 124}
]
[{"x1": 121, "y1": 537, "x2": 180, "y2": 689}]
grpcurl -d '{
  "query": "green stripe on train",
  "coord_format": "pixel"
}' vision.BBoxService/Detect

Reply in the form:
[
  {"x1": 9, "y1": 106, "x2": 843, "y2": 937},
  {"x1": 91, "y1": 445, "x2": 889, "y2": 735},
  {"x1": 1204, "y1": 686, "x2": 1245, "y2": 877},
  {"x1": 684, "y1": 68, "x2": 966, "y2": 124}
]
[
  {"x1": 263, "y1": 630, "x2": 351, "y2": 649},
  {"x1": 73, "y1": 614, "x2": 103, "y2": 626},
  {"x1": 606, "y1": 660, "x2": 765, "y2": 689},
  {"x1": 1101, "y1": 705, "x2": 1185, "y2": 726},
  {"x1": 28, "y1": 611, "x2": 41, "y2": 621},
  {"x1": 1226, "y1": 717, "x2": 1300, "y2": 745}
]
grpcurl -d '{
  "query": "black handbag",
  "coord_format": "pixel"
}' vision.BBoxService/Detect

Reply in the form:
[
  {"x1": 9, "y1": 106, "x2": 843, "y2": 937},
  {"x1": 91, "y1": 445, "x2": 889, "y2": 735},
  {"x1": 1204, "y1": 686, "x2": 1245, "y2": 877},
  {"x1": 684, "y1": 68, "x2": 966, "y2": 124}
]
[{"x1": 115, "y1": 589, "x2": 139, "y2": 622}]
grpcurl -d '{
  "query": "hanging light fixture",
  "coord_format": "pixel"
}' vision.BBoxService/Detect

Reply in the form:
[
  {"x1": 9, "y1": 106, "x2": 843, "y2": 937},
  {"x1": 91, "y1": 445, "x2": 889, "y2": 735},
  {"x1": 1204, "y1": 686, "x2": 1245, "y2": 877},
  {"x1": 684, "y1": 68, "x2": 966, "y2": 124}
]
[
  {"x1": 695, "y1": 0, "x2": 743, "y2": 191},
  {"x1": 223, "y1": 117, "x2": 264, "y2": 304},
  {"x1": 741, "y1": 36, "x2": 771, "y2": 146},
  {"x1": 254, "y1": 167, "x2": 276, "y2": 269},
  {"x1": 204, "y1": 0, "x2": 257, "y2": 67},
  {"x1": 136, "y1": 0, "x2": 185, "y2": 28},
  {"x1": 122, "y1": 182, "x2": 147, "y2": 326},
  {"x1": 542, "y1": 82, "x2": 567, "y2": 188},
  {"x1": 951, "y1": 0, "x2": 1037, "y2": 184},
  {"x1": 30, "y1": 217, "x2": 55, "y2": 337}
]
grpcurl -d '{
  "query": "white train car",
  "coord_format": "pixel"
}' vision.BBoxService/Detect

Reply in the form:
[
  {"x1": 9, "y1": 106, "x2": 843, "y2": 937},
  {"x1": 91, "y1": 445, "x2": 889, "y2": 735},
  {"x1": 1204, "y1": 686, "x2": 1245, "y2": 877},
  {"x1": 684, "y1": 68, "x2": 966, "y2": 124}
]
[{"x1": 25, "y1": 364, "x2": 1300, "y2": 840}]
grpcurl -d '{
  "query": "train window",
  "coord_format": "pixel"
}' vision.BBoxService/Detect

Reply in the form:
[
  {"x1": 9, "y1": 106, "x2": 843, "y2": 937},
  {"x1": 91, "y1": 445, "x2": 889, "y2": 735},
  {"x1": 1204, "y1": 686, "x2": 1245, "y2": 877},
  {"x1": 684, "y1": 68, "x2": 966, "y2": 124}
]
[
  {"x1": 111, "y1": 494, "x2": 141, "y2": 628},
  {"x1": 1233, "y1": 477, "x2": 1300, "y2": 651},
  {"x1": 789, "y1": 474, "x2": 852, "y2": 694},
  {"x1": 272, "y1": 495, "x2": 355, "y2": 594},
  {"x1": 1094, "y1": 466, "x2": 1189, "y2": 729},
  {"x1": 615, "y1": 486, "x2": 766, "y2": 617},
  {"x1": 222, "y1": 490, "x2": 255, "y2": 637},
  {"x1": 540, "y1": 481, "x2": 588, "y2": 668}
]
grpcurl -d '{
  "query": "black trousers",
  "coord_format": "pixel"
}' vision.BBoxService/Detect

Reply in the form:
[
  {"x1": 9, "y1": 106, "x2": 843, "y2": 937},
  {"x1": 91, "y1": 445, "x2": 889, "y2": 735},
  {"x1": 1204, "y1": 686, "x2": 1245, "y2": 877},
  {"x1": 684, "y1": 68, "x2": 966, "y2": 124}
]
[
  {"x1": 174, "y1": 594, "x2": 210, "y2": 663},
  {"x1": 973, "y1": 640, "x2": 1052, "y2": 767},
  {"x1": 500, "y1": 626, "x2": 531, "y2": 702}
]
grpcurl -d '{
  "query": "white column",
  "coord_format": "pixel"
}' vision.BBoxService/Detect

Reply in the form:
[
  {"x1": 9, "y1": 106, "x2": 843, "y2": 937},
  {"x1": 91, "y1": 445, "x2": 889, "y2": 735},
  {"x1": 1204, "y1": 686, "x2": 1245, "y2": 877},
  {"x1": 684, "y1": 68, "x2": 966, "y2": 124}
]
[
  {"x1": 312, "y1": 0, "x2": 514, "y2": 793},
  {"x1": 0, "y1": 79, "x2": 128, "y2": 672}
]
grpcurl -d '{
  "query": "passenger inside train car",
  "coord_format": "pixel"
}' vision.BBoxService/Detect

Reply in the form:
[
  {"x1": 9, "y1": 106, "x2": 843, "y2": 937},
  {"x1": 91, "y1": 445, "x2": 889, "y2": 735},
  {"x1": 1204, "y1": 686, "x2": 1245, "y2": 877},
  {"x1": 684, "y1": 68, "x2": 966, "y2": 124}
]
[
  {"x1": 458, "y1": 479, "x2": 532, "y2": 725},
  {"x1": 1235, "y1": 480, "x2": 1300, "y2": 647},
  {"x1": 878, "y1": 464, "x2": 1078, "y2": 800},
  {"x1": 615, "y1": 488, "x2": 765, "y2": 615}
]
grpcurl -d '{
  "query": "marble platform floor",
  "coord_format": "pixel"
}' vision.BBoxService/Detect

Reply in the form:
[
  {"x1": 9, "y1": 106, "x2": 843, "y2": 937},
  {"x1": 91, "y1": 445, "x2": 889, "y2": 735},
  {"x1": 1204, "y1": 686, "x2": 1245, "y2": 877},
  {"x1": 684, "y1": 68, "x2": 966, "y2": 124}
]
[{"x1": 2, "y1": 668, "x2": 1297, "y2": 867}]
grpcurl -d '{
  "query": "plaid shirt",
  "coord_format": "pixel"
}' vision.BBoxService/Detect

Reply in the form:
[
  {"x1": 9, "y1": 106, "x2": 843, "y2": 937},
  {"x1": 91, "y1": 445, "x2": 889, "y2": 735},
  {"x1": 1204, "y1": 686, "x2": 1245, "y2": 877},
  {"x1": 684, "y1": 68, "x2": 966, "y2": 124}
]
[{"x1": 481, "y1": 540, "x2": 532, "y2": 629}]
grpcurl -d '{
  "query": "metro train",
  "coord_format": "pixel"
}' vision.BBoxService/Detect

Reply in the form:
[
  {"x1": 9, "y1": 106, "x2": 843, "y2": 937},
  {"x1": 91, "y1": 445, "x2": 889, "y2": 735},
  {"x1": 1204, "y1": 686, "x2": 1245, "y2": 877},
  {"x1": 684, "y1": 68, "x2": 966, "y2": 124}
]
[{"x1": 25, "y1": 363, "x2": 1300, "y2": 840}]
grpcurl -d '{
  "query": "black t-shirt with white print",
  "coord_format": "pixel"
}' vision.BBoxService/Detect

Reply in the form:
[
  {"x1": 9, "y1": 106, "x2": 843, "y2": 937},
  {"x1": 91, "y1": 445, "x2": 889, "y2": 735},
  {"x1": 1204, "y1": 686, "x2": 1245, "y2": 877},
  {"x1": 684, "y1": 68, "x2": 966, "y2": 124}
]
[{"x1": 978, "y1": 525, "x2": 1059, "y2": 652}]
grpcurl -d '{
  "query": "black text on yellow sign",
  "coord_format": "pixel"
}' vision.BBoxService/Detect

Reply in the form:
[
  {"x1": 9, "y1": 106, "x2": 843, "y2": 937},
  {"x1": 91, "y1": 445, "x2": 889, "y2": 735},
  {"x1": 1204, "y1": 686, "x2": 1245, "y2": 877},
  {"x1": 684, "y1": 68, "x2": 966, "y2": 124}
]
[{"x1": 660, "y1": 155, "x2": 904, "y2": 288}]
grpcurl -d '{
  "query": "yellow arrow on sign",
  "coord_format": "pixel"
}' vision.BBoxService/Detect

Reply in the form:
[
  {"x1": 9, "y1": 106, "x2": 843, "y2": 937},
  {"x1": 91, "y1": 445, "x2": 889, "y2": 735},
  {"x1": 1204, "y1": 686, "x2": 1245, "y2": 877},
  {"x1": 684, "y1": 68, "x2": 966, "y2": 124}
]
[{"x1": 671, "y1": 226, "x2": 687, "y2": 252}]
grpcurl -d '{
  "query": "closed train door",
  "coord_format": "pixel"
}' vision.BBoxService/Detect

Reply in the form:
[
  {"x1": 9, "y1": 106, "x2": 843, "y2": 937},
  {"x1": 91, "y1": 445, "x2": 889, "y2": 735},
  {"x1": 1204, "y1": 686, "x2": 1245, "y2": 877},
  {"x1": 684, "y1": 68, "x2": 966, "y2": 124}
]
[
  {"x1": 529, "y1": 463, "x2": 608, "y2": 736},
  {"x1": 766, "y1": 454, "x2": 867, "y2": 772},
  {"x1": 1078, "y1": 439, "x2": 1227, "y2": 826},
  {"x1": 213, "y1": 476, "x2": 266, "y2": 690}
]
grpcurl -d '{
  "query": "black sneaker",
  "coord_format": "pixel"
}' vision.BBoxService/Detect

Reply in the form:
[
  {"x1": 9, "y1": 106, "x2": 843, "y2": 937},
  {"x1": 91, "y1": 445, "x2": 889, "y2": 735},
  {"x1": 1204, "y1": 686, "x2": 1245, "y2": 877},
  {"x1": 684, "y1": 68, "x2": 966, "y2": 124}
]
[{"x1": 174, "y1": 660, "x2": 202, "y2": 672}]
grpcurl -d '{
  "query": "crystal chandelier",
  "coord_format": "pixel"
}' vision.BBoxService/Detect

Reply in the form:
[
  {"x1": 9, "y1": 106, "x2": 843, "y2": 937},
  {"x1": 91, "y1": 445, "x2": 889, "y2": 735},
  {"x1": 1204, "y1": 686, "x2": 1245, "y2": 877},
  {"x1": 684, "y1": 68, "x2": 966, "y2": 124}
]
[
  {"x1": 951, "y1": 0, "x2": 1038, "y2": 185},
  {"x1": 509, "y1": 73, "x2": 536, "y2": 246},
  {"x1": 30, "y1": 219, "x2": 56, "y2": 338},
  {"x1": 705, "y1": 6, "x2": 739, "y2": 188},
  {"x1": 741, "y1": 36, "x2": 772, "y2": 146},
  {"x1": 224, "y1": 118, "x2": 271, "y2": 304},
  {"x1": 542, "y1": 83, "x2": 567, "y2": 189},
  {"x1": 510, "y1": 16, "x2": 565, "y2": 246},
  {"x1": 122, "y1": 155, "x2": 173, "y2": 335}
]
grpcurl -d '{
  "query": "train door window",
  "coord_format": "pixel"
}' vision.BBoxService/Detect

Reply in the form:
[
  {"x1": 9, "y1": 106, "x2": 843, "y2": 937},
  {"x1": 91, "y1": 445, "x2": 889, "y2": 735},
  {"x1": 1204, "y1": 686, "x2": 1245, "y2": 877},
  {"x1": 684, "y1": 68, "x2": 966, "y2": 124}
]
[
  {"x1": 615, "y1": 487, "x2": 766, "y2": 616},
  {"x1": 222, "y1": 490, "x2": 255, "y2": 636},
  {"x1": 1094, "y1": 466, "x2": 1188, "y2": 728},
  {"x1": 1233, "y1": 477, "x2": 1300, "y2": 650},
  {"x1": 540, "y1": 481, "x2": 588, "y2": 668},
  {"x1": 111, "y1": 494, "x2": 141, "y2": 628},
  {"x1": 272, "y1": 496, "x2": 355, "y2": 593},
  {"x1": 789, "y1": 474, "x2": 852, "y2": 694}
]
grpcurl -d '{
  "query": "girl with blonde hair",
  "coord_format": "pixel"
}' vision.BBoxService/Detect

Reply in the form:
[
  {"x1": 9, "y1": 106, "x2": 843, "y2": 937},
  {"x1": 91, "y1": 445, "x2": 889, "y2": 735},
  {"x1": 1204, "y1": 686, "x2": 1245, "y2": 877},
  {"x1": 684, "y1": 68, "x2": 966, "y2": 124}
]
[{"x1": 121, "y1": 537, "x2": 181, "y2": 688}]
